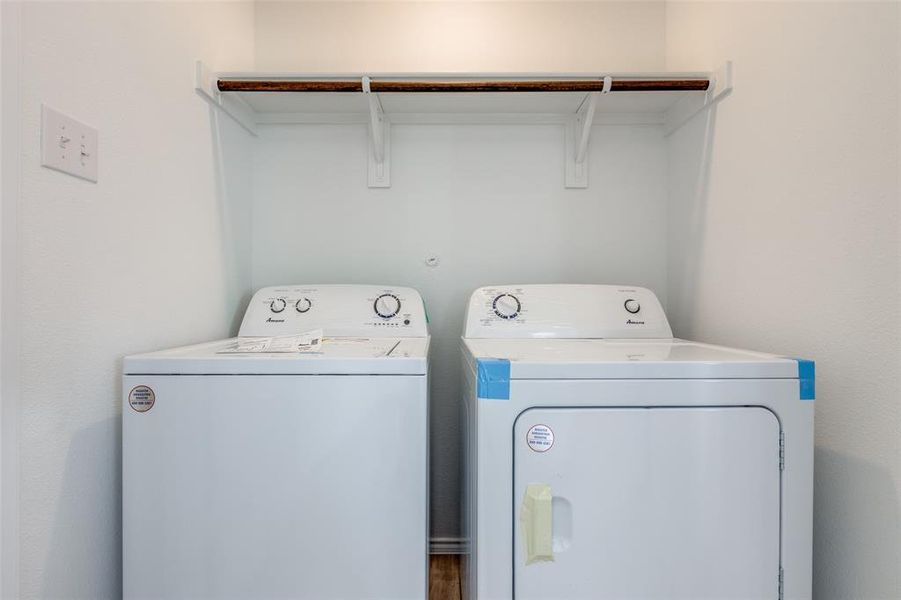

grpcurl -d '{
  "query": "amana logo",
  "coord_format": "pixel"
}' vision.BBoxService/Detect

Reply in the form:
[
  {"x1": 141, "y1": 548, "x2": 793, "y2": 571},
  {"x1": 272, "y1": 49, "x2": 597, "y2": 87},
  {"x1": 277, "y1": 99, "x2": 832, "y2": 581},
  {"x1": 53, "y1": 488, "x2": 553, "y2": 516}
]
[
  {"x1": 626, "y1": 319, "x2": 645, "y2": 325},
  {"x1": 266, "y1": 317, "x2": 285, "y2": 323}
]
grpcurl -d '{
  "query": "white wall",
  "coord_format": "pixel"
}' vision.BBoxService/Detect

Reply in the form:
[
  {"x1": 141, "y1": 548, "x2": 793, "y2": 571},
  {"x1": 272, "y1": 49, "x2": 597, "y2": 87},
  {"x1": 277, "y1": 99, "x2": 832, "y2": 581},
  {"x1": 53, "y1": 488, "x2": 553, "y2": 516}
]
[
  {"x1": 251, "y1": 1, "x2": 669, "y2": 542},
  {"x1": 11, "y1": 2, "x2": 255, "y2": 597},
  {"x1": 0, "y1": 3, "x2": 20, "y2": 596},
  {"x1": 254, "y1": 1, "x2": 665, "y2": 73},
  {"x1": 666, "y1": 2, "x2": 901, "y2": 598}
]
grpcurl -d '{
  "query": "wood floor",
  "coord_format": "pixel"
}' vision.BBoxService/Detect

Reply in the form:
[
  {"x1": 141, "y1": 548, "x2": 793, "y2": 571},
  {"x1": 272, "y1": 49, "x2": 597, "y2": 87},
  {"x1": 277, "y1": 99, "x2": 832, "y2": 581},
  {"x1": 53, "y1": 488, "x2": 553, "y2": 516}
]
[{"x1": 429, "y1": 554, "x2": 462, "y2": 600}]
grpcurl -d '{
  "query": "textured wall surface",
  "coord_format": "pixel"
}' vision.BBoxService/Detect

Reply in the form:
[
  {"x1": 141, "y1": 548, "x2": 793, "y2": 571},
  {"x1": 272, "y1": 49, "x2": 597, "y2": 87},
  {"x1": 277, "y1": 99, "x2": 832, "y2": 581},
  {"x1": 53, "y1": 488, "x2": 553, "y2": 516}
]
[
  {"x1": 666, "y1": 3, "x2": 901, "y2": 598},
  {"x1": 14, "y1": 3, "x2": 255, "y2": 597}
]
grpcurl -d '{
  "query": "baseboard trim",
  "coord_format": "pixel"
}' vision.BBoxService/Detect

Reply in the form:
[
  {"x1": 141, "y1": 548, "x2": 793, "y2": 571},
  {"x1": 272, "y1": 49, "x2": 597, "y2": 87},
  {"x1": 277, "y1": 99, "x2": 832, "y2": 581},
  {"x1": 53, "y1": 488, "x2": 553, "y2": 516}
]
[{"x1": 429, "y1": 537, "x2": 469, "y2": 554}]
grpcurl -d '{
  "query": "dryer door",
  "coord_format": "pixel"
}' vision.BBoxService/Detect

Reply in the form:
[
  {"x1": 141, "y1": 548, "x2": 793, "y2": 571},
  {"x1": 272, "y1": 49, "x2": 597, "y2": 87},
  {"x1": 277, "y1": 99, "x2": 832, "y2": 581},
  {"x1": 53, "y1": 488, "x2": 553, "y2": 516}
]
[{"x1": 513, "y1": 407, "x2": 781, "y2": 600}]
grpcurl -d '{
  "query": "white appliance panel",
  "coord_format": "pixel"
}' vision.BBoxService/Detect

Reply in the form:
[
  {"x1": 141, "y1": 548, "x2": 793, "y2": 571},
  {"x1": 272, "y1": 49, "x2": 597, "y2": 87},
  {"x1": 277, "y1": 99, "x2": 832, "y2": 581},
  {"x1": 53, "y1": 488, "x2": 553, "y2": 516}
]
[
  {"x1": 240, "y1": 284, "x2": 428, "y2": 337},
  {"x1": 123, "y1": 374, "x2": 428, "y2": 600},
  {"x1": 463, "y1": 284, "x2": 672, "y2": 339},
  {"x1": 464, "y1": 338, "x2": 796, "y2": 381},
  {"x1": 512, "y1": 407, "x2": 781, "y2": 600}
]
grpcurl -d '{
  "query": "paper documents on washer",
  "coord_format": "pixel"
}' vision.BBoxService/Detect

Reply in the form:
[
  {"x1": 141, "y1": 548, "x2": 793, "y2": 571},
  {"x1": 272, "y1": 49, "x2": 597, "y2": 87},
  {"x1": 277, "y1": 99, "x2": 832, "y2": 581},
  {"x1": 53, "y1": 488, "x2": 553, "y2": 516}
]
[{"x1": 218, "y1": 329, "x2": 324, "y2": 354}]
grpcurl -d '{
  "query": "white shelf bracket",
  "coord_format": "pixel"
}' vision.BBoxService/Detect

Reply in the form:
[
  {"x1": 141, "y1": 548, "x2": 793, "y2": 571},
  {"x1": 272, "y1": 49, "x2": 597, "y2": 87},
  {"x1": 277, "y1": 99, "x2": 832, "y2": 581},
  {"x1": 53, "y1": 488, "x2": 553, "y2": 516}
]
[
  {"x1": 194, "y1": 61, "x2": 257, "y2": 137},
  {"x1": 363, "y1": 76, "x2": 391, "y2": 188},
  {"x1": 664, "y1": 61, "x2": 733, "y2": 137},
  {"x1": 565, "y1": 76, "x2": 607, "y2": 188}
]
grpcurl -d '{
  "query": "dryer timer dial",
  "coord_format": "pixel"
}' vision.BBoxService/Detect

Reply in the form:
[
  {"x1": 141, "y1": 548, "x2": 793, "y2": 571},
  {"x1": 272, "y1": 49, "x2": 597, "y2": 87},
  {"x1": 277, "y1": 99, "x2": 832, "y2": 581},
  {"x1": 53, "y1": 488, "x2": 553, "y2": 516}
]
[{"x1": 492, "y1": 293, "x2": 521, "y2": 320}]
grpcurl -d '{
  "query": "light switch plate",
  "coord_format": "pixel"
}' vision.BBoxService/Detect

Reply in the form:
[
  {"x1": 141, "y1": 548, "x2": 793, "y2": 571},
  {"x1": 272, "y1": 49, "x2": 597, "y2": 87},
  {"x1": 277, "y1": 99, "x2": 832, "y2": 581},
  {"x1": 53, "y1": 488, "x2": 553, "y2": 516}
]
[{"x1": 41, "y1": 104, "x2": 98, "y2": 182}]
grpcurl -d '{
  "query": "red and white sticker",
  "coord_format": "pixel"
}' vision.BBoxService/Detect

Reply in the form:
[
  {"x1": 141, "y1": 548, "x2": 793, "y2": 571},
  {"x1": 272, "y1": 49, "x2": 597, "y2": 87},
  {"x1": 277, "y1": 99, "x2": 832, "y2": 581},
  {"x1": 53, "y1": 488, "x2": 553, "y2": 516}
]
[
  {"x1": 526, "y1": 424, "x2": 554, "y2": 452},
  {"x1": 128, "y1": 385, "x2": 155, "y2": 413}
]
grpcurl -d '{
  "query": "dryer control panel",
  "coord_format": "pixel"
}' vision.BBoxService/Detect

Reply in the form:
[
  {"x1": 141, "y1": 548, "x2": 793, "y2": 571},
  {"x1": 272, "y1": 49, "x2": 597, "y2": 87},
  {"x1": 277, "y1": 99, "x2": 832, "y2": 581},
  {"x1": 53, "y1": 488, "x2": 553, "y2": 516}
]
[
  {"x1": 463, "y1": 284, "x2": 672, "y2": 339},
  {"x1": 239, "y1": 285, "x2": 428, "y2": 338}
]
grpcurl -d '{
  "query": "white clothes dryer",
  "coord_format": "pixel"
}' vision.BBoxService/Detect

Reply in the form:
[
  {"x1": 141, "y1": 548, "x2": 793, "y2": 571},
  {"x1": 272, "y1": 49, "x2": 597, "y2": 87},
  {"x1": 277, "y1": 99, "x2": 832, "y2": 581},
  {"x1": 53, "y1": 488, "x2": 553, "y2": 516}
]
[{"x1": 461, "y1": 284, "x2": 813, "y2": 600}]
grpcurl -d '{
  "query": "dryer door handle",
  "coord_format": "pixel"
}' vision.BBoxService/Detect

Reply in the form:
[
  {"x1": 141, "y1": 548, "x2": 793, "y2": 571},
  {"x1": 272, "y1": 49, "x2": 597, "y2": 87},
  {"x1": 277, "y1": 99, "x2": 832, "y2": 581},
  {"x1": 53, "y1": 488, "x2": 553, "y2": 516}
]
[{"x1": 552, "y1": 495, "x2": 573, "y2": 553}]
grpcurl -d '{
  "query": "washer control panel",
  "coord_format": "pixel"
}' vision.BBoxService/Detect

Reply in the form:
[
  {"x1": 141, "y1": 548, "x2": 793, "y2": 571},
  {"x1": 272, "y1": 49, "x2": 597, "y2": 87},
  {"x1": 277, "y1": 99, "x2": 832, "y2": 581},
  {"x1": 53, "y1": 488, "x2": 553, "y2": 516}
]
[
  {"x1": 463, "y1": 284, "x2": 672, "y2": 339},
  {"x1": 239, "y1": 285, "x2": 428, "y2": 338}
]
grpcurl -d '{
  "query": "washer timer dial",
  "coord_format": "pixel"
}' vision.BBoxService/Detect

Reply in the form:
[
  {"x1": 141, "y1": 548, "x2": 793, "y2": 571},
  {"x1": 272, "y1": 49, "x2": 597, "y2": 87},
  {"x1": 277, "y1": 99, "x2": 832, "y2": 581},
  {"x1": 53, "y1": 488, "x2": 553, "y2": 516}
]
[
  {"x1": 492, "y1": 293, "x2": 521, "y2": 320},
  {"x1": 295, "y1": 298, "x2": 312, "y2": 313},
  {"x1": 374, "y1": 293, "x2": 402, "y2": 319}
]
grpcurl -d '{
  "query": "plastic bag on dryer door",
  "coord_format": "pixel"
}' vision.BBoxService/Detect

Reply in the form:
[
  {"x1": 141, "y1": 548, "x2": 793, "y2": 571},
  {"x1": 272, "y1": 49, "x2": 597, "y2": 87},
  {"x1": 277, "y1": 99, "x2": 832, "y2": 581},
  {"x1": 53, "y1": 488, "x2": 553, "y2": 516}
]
[{"x1": 520, "y1": 484, "x2": 555, "y2": 565}]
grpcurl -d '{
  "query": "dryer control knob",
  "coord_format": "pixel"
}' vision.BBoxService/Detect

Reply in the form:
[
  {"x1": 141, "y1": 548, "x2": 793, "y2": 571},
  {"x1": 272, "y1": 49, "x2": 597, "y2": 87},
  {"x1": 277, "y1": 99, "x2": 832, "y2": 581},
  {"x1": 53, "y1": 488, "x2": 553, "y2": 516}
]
[
  {"x1": 374, "y1": 293, "x2": 401, "y2": 319},
  {"x1": 624, "y1": 299, "x2": 641, "y2": 314},
  {"x1": 295, "y1": 298, "x2": 312, "y2": 313},
  {"x1": 270, "y1": 298, "x2": 287, "y2": 313},
  {"x1": 492, "y1": 293, "x2": 521, "y2": 320}
]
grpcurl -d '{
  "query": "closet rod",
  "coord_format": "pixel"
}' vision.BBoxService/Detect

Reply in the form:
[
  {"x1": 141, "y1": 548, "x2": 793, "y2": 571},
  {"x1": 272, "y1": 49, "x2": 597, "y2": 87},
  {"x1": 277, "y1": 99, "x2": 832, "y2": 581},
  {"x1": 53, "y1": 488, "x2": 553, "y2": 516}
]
[{"x1": 216, "y1": 79, "x2": 711, "y2": 93}]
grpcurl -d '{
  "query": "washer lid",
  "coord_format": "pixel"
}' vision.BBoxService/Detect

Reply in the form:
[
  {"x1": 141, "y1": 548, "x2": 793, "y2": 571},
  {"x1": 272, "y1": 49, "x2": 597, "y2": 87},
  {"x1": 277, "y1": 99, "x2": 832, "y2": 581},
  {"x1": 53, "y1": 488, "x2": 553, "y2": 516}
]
[
  {"x1": 124, "y1": 337, "x2": 429, "y2": 375},
  {"x1": 463, "y1": 338, "x2": 798, "y2": 380}
]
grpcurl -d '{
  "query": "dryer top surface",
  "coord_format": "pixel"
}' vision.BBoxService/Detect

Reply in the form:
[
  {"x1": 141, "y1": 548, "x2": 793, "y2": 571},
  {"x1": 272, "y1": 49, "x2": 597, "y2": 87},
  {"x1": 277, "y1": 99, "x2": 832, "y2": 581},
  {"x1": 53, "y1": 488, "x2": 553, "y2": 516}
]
[{"x1": 463, "y1": 338, "x2": 798, "y2": 380}]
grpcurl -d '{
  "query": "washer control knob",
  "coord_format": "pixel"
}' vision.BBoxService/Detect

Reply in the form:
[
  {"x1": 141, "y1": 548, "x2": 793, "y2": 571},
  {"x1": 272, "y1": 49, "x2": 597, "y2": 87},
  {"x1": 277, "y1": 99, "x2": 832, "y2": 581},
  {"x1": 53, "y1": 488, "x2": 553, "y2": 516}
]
[
  {"x1": 374, "y1": 293, "x2": 401, "y2": 319},
  {"x1": 493, "y1": 293, "x2": 521, "y2": 320},
  {"x1": 624, "y1": 299, "x2": 641, "y2": 314},
  {"x1": 295, "y1": 298, "x2": 312, "y2": 313},
  {"x1": 270, "y1": 298, "x2": 287, "y2": 313}
]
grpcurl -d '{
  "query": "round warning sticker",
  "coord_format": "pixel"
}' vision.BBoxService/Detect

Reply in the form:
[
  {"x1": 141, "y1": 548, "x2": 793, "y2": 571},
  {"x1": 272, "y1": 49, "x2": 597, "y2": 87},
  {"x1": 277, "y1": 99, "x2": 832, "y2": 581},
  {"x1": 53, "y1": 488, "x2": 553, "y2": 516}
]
[
  {"x1": 526, "y1": 424, "x2": 554, "y2": 452},
  {"x1": 128, "y1": 385, "x2": 155, "y2": 413}
]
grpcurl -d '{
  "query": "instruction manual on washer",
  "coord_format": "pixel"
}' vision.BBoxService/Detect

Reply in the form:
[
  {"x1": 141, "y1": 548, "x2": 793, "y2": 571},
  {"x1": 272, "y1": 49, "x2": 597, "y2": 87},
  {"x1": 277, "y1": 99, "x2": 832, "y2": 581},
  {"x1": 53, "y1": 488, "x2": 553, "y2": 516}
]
[{"x1": 217, "y1": 329, "x2": 324, "y2": 353}]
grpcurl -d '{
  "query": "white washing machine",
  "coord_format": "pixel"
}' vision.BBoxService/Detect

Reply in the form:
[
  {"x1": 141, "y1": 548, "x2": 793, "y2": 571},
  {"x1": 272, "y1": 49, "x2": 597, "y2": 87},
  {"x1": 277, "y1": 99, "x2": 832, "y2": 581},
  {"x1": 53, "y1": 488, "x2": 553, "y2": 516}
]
[
  {"x1": 123, "y1": 284, "x2": 429, "y2": 600},
  {"x1": 461, "y1": 284, "x2": 814, "y2": 600}
]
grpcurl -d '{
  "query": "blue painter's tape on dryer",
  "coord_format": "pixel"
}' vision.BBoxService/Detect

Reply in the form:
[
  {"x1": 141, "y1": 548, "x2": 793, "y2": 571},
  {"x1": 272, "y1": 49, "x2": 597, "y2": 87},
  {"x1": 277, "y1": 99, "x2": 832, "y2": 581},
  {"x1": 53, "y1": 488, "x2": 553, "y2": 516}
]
[
  {"x1": 476, "y1": 358, "x2": 511, "y2": 400},
  {"x1": 794, "y1": 358, "x2": 815, "y2": 400}
]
